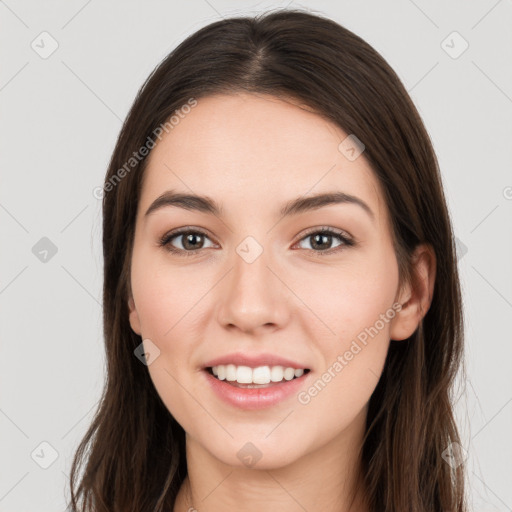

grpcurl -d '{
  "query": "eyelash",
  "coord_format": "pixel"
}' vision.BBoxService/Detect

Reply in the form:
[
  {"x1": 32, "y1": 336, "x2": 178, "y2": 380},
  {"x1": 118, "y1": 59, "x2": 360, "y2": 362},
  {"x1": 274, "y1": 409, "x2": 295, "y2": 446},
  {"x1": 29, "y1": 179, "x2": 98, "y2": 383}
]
[{"x1": 158, "y1": 226, "x2": 355, "y2": 258}]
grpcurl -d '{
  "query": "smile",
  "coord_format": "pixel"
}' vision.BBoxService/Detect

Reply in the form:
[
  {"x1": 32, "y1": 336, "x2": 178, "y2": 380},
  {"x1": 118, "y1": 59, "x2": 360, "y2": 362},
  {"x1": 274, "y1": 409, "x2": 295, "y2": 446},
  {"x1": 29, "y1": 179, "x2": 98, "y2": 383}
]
[
  {"x1": 208, "y1": 364, "x2": 309, "y2": 386},
  {"x1": 203, "y1": 365, "x2": 311, "y2": 410}
]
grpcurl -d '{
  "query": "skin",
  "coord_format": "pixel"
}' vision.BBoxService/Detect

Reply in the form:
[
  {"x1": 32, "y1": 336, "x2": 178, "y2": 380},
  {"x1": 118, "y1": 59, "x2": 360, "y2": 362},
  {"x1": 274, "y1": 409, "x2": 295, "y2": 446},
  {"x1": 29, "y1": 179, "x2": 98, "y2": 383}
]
[{"x1": 127, "y1": 93, "x2": 436, "y2": 512}]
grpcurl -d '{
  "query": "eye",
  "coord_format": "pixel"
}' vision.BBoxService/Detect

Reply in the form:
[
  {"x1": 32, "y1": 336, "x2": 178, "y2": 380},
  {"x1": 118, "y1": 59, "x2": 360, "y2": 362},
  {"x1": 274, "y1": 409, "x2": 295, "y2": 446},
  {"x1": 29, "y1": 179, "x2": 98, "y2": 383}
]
[
  {"x1": 159, "y1": 226, "x2": 355, "y2": 257},
  {"x1": 293, "y1": 227, "x2": 355, "y2": 255},
  {"x1": 159, "y1": 228, "x2": 216, "y2": 256}
]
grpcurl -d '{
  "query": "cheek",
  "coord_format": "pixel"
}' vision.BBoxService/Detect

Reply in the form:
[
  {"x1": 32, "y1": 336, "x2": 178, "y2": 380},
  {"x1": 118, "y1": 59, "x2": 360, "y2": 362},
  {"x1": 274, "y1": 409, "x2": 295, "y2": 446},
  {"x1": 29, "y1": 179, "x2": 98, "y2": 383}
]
[
  {"x1": 131, "y1": 247, "x2": 209, "y2": 339},
  {"x1": 293, "y1": 246, "x2": 399, "y2": 344},
  {"x1": 293, "y1": 248, "x2": 398, "y2": 407},
  {"x1": 295, "y1": 279, "x2": 395, "y2": 441},
  {"x1": 130, "y1": 249, "x2": 208, "y2": 426}
]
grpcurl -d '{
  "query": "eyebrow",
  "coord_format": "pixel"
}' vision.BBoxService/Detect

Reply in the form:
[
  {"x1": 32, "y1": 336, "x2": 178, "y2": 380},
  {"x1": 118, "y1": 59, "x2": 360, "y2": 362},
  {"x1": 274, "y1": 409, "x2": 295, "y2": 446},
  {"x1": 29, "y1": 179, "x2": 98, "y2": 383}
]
[{"x1": 144, "y1": 190, "x2": 374, "y2": 221}]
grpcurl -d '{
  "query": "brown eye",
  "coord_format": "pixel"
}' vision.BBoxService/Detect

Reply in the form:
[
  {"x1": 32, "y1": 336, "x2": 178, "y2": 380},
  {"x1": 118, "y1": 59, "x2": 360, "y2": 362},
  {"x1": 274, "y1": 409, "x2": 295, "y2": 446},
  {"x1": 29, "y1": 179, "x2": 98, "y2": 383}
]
[
  {"x1": 295, "y1": 227, "x2": 354, "y2": 255},
  {"x1": 159, "y1": 226, "x2": 354, "y2": 257},
  {"x1": 179, "y1": 232, "x2": 206, "y2": 250},
  {"x1": 159, "y1": 229, "x2": 215, "y2": 255}
]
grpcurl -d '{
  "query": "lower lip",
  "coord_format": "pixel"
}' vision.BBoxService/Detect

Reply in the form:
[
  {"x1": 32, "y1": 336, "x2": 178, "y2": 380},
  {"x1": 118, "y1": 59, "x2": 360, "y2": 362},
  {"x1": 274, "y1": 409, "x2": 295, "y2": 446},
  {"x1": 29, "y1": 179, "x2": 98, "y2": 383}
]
[{"x1": 203, "y1": 369, "x2": 310, "y2": 410}]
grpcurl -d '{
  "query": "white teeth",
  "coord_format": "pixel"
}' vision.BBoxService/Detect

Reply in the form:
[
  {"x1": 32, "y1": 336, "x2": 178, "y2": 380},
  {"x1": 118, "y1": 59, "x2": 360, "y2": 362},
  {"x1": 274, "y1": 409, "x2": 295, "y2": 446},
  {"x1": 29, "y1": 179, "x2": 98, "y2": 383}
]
[
  {"x1": 270, "y1": 365, "x2": 285, "y2": 382},
  {"x1": 210, "y1": 364, "x2": 307, "y2": 384},
  {"x1": 236, "y1": 366, "x2": 253, "y2": 384},
  {"x1": 225, "y1": 364, "x2": 237, "y2": 381},
  {"x1": 252, "y1": 366, "x2": 271, "y2": 384},
  {"x1": 283, "y1": 367, "x2": 295, "y2": 381}
]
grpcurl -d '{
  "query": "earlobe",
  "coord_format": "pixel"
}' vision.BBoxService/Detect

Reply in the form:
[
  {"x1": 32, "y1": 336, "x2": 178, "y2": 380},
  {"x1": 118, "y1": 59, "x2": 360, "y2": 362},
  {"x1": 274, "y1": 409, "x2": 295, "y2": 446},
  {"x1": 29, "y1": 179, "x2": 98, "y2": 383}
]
[
  {"x1": 389, "y1": 244, "x2": 436, "y2": 341},
  {"x1": 128, "y1": 295, "x2": 142, "y2": 336}
]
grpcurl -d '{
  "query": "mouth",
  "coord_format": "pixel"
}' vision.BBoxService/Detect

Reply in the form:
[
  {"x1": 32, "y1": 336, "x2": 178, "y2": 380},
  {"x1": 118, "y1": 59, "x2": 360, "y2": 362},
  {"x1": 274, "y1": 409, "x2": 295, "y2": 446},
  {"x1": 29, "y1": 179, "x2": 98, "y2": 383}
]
[
  {"x1": 205, "y1": 364, "x2": 311, "y2": 388},
  {"x1": 201, "y1": 353, "x2": 312, "y2": 409}
]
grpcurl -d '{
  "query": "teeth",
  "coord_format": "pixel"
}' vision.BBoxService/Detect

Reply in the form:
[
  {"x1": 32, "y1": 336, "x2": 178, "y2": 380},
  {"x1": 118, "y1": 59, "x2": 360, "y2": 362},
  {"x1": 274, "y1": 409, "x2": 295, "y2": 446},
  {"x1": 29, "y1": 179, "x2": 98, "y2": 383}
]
[
  {"x1": 270, "y1": 366, "x2": 284, "y2": 383},
  {"x1": 283, "y1": 367, "x2": 295, "y2": 381},
  {"x1": 236, "y1": 366, "x2": 253, "y2": 384},
  {"x1": 253, "y1": 366, "x2": 271, "y2": 384},
  {"x1": 226, "y1": 364, "x2": 237, "y2": 381},
  {"x1": 210, "y1": 364, "x2": 307, "y2": 384}
]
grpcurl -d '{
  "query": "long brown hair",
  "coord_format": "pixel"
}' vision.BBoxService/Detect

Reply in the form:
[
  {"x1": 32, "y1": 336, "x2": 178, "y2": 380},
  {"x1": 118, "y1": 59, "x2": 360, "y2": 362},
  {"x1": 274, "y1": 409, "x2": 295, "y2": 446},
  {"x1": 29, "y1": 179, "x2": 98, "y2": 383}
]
[{"x1": 68, "y1": 8, "x2": 467, "y2": 511}]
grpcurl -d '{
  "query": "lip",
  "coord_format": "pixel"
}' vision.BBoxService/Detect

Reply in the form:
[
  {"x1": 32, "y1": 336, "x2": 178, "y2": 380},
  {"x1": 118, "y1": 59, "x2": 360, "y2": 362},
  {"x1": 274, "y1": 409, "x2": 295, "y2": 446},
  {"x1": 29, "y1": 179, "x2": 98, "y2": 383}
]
[
  {"x1": 203, "y1": 368, "x2": 311, "y2": 410},
  {"x1": 202, "y1": 352, "x2": 310, "y2": 370}
]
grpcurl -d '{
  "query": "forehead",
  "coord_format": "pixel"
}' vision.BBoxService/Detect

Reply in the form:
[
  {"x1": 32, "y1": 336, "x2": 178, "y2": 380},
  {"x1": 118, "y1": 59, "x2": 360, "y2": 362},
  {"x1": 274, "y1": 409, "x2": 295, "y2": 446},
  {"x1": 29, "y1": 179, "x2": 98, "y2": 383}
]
[{"x1": 139, "y1": 93, "x2": 385, "y2": 223}]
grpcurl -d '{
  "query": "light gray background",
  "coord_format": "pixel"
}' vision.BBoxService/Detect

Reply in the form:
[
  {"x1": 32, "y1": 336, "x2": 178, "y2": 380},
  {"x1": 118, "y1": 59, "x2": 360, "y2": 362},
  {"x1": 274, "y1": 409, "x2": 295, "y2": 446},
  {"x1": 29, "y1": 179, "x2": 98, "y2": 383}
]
[{"x1": 1, "y1": 1, "x2": 511, "y2": 510}]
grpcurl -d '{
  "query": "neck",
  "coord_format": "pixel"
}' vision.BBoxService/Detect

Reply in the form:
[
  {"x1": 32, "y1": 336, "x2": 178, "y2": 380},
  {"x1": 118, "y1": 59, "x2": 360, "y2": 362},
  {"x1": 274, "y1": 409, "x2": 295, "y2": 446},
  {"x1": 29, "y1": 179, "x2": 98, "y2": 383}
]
[{"x1": 173, "y1": 408, "x2": 369, "y2": 512}]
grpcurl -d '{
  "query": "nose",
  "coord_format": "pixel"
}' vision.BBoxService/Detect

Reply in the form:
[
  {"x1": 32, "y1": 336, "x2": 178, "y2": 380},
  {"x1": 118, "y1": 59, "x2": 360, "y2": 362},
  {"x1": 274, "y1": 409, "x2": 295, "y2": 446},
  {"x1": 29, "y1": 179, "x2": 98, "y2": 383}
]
[{"x1": 216, "y1": 242, "x2": 291, "y2": 334}]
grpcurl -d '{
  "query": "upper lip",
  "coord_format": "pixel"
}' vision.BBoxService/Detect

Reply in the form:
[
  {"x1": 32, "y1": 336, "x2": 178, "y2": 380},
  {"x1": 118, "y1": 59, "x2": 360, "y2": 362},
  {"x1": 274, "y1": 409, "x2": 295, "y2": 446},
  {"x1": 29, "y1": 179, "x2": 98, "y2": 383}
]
[{"x1": 203, "y1": 352, "x2": 310, "y2": 370}]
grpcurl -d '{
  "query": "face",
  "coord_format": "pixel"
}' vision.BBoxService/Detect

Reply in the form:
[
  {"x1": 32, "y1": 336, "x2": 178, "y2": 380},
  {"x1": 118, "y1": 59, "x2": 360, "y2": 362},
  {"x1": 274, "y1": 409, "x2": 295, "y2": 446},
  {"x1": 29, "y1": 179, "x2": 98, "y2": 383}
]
[{"x1": 128, "y1": 93, "x2": 415, "y2": 469}]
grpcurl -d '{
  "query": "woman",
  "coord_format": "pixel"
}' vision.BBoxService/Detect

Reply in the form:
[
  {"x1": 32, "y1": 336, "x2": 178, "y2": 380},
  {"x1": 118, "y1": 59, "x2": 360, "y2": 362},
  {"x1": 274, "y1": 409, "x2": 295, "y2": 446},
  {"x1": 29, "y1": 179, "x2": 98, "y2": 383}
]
[{"x1": 69, "y1": 9, "x2": 467, "y2": 512}]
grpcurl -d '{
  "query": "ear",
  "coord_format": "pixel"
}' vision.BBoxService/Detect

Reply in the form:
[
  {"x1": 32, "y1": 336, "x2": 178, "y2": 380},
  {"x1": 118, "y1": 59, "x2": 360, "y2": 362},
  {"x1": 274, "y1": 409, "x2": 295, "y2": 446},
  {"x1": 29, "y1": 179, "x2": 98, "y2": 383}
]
[
  {"x1": 128, "y1": 294, "x2": 142, "y2": 336},
  {"x1": 390, "y1": 243, "x2": 436, "y2": 341}
]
